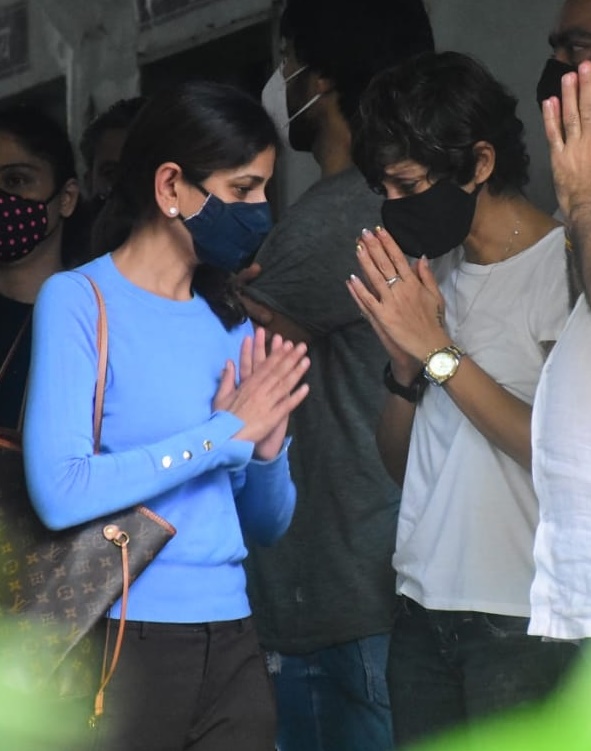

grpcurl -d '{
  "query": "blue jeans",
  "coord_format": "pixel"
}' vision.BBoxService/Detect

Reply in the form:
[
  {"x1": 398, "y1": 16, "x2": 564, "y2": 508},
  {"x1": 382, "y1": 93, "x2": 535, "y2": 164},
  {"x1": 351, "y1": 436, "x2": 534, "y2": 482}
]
[
  {"x1": 268, "y1": 634, "x2": 394, "y2": 751},
  {"x1": 387, "y1": 596, "x2": 579, "y2": 748}
]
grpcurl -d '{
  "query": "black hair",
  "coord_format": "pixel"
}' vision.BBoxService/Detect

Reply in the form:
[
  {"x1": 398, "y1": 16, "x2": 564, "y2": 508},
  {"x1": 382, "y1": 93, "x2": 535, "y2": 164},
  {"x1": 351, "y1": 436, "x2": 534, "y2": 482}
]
[
  {"x1": 353, "y1": 51, "x2": 530, "y2": 196},
  {"x1": 0, "y1": 106, "x2": 76, "y2": 188},
  {"x1": 0, "y1": 105, "x2": 83, "y2": 267},
  {"x1": 92, "y1": 80, "x2": 280, "y2": 329},
  {"x1": 280, "y1": 0, "x2": 434, "y2": 125},
  {"x1": 80, "y1": 97, "x2": 147, "y2": 172}
]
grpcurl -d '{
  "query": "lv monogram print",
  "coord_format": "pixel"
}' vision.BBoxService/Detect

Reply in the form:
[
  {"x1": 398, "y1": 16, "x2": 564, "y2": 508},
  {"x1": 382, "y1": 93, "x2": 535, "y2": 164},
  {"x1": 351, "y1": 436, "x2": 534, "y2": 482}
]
[{"x1": 0, "y1": 434, "x2": 176, "y2": 695}]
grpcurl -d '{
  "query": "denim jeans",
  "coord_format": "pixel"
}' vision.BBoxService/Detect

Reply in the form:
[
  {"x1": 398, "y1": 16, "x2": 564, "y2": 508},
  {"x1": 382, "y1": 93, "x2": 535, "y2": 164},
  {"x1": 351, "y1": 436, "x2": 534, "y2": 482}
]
[
  {"x1": 387, "y1": 596, "x2": 580, "y2": 748},
  {"x1": 268, "y1": 634, "x2": 394, "y2": 751}
]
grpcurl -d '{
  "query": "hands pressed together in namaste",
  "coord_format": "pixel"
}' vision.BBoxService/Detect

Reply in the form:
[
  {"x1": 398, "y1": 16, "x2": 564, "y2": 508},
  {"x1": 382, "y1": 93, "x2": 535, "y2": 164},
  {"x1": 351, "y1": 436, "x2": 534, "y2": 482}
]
[{"x1": 346, "y1": 225, "x2": 453, "y2": 384}]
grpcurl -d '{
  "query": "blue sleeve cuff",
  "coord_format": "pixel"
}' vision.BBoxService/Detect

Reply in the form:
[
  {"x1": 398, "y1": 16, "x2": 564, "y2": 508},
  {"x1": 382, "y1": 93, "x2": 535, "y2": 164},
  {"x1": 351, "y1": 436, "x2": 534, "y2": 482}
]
[
  {"x1": 147, "y1": 410, "x2": 255, "y2": 476},
  {"x1": 249, "y1": 437, "x2": 292, "y2": 467}
]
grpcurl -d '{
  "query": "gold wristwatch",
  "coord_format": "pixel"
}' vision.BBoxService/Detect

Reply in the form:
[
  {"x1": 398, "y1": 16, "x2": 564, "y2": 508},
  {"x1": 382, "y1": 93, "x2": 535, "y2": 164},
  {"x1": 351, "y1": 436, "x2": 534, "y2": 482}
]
[{"x1": 423, "y1": 344, "x2": 465, "y2": 386}]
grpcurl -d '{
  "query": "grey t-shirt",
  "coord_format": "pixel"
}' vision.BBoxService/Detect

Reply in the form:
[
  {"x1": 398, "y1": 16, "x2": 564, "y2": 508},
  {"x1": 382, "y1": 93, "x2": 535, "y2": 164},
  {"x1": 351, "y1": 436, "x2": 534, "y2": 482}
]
[{"x1": 244, "y1": 167, "x2": 400, "y2": 653}]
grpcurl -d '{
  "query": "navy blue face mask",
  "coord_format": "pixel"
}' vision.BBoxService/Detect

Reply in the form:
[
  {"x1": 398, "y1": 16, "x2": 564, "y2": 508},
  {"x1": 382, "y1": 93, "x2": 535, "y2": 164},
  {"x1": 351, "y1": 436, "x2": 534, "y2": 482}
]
[{"x1": 182, "y1": 187, "x2": 273, "y2": 273}]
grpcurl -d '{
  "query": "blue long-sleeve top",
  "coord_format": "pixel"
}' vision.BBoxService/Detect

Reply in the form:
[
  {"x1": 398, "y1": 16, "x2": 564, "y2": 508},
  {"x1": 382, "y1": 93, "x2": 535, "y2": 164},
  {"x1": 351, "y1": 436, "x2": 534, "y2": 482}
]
[{"x1": 23, "y1": 254, "x2": 296, "y2": 623}]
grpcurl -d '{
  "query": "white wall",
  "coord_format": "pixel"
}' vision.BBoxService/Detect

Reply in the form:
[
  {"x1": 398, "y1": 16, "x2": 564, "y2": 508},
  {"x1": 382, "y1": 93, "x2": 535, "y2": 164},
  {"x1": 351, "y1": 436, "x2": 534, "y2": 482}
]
[
  {"x1": 427, "y1": 0, "x2": 561, "y2": 213},
  {"x1": 0, "y1": 0, "x2": 61, "y2": 100}
]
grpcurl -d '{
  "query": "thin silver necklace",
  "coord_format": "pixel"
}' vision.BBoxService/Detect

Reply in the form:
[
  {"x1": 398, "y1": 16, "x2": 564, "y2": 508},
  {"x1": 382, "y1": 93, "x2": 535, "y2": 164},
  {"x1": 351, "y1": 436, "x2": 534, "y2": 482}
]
[{"x1": 453, "y1": 217, "x2": 521, "y2": 331}]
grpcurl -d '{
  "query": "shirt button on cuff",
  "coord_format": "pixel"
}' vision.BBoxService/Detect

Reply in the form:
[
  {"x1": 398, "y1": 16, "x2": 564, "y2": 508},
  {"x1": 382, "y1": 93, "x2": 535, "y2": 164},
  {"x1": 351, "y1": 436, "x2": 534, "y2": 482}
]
[
  {"x1": 203, "y1": 440, "x2": 213, "y2": 452},
  {"x1": 161, "y1": 455, "x2": 173, "y2": 469},
  {"x1": 182, "y1": 450, "x2": 192, "y2": 460}
]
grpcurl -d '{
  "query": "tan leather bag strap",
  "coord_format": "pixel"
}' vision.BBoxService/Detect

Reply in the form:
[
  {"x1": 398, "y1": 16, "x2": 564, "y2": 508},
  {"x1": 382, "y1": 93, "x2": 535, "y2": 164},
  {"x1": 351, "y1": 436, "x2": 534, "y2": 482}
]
[
  {"x1": 80, "y1": 274, "x2": 130, "y2": 727},
  {"x1": 82, "y1": 275, "x2": 108, "y2": 453},
  {"x1": 91, "y1": 534, "x2": 130, "y2": 724}
]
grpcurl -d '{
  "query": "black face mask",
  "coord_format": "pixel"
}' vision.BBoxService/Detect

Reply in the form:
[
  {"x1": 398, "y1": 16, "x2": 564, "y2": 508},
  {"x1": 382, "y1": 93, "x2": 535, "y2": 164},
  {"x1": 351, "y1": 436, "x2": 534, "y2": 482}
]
[
  {"x1": 536, "y1": 58, "x2": 578, "y2": 108},
  {"x1": 381, "y1": 180, "x2": 480, "y2": 260}
]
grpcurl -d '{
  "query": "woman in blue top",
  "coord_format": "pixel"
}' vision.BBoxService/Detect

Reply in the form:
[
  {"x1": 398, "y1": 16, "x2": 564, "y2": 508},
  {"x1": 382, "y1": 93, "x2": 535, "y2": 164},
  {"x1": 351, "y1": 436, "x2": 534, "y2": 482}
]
[{"x1": 23, "y1": 81, "x2": 310, "y2": 751}]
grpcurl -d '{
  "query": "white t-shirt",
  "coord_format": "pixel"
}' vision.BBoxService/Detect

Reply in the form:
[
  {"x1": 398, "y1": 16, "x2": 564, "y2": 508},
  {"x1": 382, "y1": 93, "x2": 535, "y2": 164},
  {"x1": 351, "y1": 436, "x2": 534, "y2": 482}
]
[
  {"x1": 529, "y1": 294, "x2": 591, "y2": 639},
  {"x1": 393, "y1": 227, "x2": 569, "y2": 616}
]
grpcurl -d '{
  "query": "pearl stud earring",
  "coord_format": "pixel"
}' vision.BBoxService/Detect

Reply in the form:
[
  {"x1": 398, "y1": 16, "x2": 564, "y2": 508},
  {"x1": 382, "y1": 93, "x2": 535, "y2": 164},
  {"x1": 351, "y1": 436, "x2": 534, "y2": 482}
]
[{"x1": 169, "y1": 207, "x2": 178, "y2": 216}]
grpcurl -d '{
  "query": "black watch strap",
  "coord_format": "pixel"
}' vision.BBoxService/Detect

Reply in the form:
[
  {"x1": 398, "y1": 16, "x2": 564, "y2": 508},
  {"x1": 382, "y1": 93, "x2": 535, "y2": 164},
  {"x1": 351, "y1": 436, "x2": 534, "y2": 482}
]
[{"x1": 383, "y1": 362, "x2": 426, "y2": 403}]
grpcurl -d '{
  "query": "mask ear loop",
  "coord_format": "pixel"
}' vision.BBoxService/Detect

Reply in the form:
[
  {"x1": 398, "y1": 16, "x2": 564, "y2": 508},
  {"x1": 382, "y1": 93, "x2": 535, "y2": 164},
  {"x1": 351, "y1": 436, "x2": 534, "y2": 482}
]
[
  {"x1": 45, "y1": 181, "x2": 77, "y2": 243},
  {"x1": 287, "y1": 93, "x2": 322, "y2": 124},
  {"x1": 37, "y1": 184, "x2": 67, "y2": 244},
  {"x1": 283, "y1": 64, "x2": 308, "y2": 84},
  {"x1": 45, "y1": 183, "x2": 65, "y2": 204},
  {"x1": 180, "y1": 184, "x2": 211, "y2": 222},
  {"x1": 282, "y1": 64, "x2": 325, "y2": 123}
]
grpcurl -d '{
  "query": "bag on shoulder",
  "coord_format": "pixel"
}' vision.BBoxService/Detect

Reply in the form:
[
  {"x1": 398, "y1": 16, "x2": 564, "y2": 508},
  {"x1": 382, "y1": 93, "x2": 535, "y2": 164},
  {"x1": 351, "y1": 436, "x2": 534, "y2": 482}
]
[{"x1": 0, "y1": 276, "x2": 176, "y2": 722}]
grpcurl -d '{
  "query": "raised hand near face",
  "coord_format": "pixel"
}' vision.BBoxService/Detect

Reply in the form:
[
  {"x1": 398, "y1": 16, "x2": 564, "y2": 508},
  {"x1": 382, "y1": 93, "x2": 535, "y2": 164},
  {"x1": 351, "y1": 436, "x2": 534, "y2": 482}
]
[
  {"x1": 543, "y1": 61, "x2": 591, "y2": 221},
  {"x1": 544, "y1": 61, "x2": 591, "y2": 302}
]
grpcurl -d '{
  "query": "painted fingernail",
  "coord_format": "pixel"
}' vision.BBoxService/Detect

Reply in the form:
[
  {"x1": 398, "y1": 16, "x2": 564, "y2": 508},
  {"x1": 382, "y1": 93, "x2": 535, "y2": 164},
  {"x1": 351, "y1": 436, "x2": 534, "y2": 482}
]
[
  {"x1": 350, "y1": 274, "x2": 359, "y2": 283},
  {"x1": 375, "y1": 225, "x2": 384, "y2": 233},
  {"x1": 356, "y1": 243, "x2": 364, "y2": 253},
  {"x1": 361, "y1": 227, "x2": 373, "y2": 237}
]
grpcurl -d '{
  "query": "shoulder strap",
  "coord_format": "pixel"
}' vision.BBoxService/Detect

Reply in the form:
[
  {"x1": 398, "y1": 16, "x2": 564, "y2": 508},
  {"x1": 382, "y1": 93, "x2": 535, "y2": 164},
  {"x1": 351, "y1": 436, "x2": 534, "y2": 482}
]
[
  {"x1": 80, "y1": 274, "x2": 108, "y2": 455},
  {"x1": 1, "y1": 275, "x2": 107, "y2": 448}
]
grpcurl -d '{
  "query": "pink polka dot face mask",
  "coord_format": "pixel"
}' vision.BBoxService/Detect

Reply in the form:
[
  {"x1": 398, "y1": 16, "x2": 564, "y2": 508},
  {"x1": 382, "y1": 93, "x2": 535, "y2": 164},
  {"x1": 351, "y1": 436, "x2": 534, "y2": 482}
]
[{"x1": 0, "y1": 188, "x2": 49, "y2": 263}]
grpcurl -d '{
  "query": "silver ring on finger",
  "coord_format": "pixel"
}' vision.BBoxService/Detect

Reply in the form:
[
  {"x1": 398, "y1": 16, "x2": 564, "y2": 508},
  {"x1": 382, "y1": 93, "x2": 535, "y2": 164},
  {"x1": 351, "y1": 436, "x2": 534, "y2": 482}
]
[{"x1": 385, "y1": 275, "x2": 401, "y2": 288}]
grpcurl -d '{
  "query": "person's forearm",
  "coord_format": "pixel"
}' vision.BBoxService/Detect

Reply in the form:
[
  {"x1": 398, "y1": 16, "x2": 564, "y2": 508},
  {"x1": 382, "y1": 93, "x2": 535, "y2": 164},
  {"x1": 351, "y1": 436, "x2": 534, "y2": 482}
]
[
  {"x1": 566, "y1": 248, "x2": 584, "y2": 309},
  {"x1": 239, "y1": 291, "x2": 313, "y2": 344},
  {"x1": 24, "y1": 411, "x2": 253, "y2": 530},
  {"x1": 444, "y1": 356, "x2": 533, "y2": 470},
  {"x1": 376, "y1": 394, "x2": 416, "y2": 486},
  {"x1": 569, "y1": 203, "x2": 591, "y2": 307}
]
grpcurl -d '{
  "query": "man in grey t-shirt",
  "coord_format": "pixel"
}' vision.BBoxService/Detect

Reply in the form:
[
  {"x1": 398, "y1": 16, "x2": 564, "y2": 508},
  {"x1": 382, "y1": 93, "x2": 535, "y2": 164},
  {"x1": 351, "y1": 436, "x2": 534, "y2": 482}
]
[{"x1": 241, "y1": 2, "x2": 434, "y2": 750}]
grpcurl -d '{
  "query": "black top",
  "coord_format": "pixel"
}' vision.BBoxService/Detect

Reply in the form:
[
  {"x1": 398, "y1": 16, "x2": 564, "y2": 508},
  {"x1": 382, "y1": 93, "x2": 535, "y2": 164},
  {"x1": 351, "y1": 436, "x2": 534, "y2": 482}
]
[{"x1": 0, "y1": 292, "x2": 33, "y2": 430}]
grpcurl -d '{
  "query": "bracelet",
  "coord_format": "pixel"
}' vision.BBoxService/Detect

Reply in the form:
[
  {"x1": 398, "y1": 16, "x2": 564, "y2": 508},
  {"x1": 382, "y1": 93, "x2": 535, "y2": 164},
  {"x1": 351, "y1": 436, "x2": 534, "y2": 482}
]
[{"x1": 383, "y1": 362, "x2": 427, "y2": 403}]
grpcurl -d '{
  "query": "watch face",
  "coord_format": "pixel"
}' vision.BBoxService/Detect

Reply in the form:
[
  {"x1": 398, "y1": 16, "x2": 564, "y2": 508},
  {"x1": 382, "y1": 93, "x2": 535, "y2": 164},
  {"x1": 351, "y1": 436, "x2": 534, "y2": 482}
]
[{"x1": 429, "y1": 351, "x2": 456, "y2": 378}]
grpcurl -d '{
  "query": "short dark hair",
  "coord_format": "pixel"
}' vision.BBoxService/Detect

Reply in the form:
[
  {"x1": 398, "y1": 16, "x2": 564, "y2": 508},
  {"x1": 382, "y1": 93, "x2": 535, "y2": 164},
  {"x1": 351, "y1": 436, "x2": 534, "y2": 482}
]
[
  {"x1": 0, "y1": 105, "x2": 76, "y2": 188},
  {"x1": 93, "y1": 80, "x2": 279, "y2": 328},
  {"x1": 80, "y1": 97, "x2": 146, "y2": 171},
  {"x1": 280, "y1": 0, "x2": 434, "y2": 125},
  {"x1": 353, "y1": 51, "x2": 530, "y2": 196}
]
